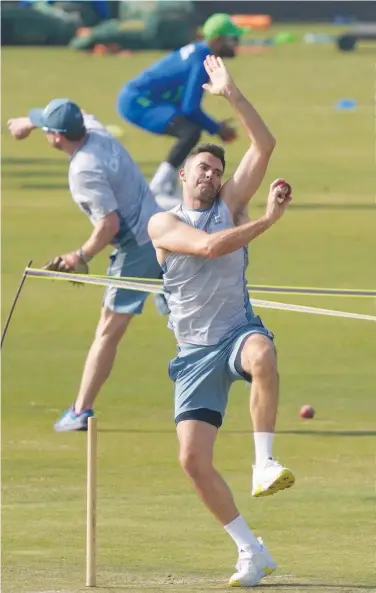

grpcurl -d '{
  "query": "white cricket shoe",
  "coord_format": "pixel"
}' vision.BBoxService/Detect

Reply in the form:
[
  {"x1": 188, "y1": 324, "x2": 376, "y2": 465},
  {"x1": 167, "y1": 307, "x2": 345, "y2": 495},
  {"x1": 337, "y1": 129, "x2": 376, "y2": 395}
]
[
  {"x1": 252, "y1": 458, "x2": 295, "y2": 498},
  {"x1": 54, "y1": 406, "x2": 93, "y2": 432},
  {"x1": 229, "y1": 538, "x2": 277, "y2": 587},
  {"x1": 256, "y1": 537, "x2": 277, "y2": 577}
]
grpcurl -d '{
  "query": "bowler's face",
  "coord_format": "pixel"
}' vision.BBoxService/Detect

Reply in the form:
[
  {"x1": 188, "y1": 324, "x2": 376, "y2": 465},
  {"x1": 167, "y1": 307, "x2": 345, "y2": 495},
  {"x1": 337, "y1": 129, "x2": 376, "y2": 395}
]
[{"x1": 181, "y1": 152, "x2": 223, "y2": 205}]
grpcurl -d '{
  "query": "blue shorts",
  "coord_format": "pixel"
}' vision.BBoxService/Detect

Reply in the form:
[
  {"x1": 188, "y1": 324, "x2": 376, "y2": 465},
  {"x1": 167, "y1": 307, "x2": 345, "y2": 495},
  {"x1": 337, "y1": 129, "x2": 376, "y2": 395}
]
[
  {"x1": 117, "y1": 86, "x2": 178, "y2": 135},
  {"x1": 103, "y1": 241, "x2": 163, "y2": 315},
  {"x1": 168, "y1": 318, "x2": 275, "y2": 428}
]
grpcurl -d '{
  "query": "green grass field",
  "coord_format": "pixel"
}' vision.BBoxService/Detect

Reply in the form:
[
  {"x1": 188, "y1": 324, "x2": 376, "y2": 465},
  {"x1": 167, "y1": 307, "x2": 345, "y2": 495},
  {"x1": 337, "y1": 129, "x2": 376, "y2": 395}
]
[{"x1": 2, "y1": 24, "x2": 376, "y2": 593}]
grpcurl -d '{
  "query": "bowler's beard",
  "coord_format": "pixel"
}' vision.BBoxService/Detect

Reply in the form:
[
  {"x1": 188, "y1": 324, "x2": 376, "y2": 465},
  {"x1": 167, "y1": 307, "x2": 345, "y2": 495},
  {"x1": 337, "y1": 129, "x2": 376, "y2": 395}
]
[{"x1": 196, "y1": 181, "x2": 219, "y2": 204}]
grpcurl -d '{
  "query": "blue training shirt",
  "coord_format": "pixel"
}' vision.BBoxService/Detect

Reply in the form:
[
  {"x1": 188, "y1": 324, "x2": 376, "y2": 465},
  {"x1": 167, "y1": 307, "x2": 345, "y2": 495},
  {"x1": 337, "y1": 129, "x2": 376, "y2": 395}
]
[{"x1": 127, "y1": 42, "x2": 220, "y2": 135}]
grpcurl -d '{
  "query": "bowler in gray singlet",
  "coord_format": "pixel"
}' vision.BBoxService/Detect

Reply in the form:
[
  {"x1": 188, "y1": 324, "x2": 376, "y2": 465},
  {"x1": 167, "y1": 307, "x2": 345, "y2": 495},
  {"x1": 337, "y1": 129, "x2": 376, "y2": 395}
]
[
  {"x1": 8, "y1": 99, "x2": 164, "y2": 432},
  {"x1": 149, "y1": 55, "x2": 295, "y2": 587}
]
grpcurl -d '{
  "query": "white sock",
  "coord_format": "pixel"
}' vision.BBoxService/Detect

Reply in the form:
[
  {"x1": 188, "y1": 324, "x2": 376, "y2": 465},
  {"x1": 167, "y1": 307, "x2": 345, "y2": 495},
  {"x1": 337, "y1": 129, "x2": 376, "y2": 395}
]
[
  {"x1": 253, "y1": 432, "x2": 274, "y2": 466},
  {"x1": 224, "y1": 515, "x2": 261, "y2": 551},
  {"x1": 149, "y1": 161, "x2": 176, "y2": 193}
]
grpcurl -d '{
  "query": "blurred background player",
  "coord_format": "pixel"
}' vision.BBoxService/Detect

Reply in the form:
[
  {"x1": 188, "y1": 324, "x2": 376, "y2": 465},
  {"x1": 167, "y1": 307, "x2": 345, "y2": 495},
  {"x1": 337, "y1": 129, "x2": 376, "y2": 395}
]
[
  {"x1": 7, "y1": 100, "x2": 164, "y2": 432},
  {"x1": 117, "y1": 13, "x2": 246, "y2": 209}
]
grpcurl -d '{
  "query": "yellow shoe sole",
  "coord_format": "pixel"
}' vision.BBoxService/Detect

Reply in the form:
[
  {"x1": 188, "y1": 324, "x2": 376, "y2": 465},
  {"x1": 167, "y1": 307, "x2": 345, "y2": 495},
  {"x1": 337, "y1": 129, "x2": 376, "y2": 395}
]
[{"x1": 252, "y1": 468, "x2": 295, "y2": 498}]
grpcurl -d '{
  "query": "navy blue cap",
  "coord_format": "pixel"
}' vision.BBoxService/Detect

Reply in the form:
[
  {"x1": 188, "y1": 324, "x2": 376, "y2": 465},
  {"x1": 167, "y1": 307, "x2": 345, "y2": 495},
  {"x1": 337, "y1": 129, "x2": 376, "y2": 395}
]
[{"x1": 29, "y1": 98, "x2": 84, "y2": 134}]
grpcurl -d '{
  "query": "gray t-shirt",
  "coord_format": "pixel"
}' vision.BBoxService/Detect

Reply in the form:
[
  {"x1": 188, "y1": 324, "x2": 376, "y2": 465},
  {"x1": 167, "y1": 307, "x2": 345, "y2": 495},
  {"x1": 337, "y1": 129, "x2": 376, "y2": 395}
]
[{"x1": 69, "y1": 115, "x2": 160, "y2": 249}]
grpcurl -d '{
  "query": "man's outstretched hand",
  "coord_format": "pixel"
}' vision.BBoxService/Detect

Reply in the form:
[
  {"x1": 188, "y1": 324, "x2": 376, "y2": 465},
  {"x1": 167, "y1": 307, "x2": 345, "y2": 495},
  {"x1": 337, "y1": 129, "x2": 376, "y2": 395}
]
[
  {"x1": 43, "y1": 252, "x2": 89, "y2": 274},
  {"x1": 202, "y1": 55, "x2": 236, "y2": 97}
]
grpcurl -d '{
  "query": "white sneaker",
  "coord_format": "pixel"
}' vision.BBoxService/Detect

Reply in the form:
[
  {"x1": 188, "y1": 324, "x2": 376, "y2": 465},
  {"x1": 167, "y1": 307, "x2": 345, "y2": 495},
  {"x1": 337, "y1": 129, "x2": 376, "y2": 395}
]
[
  {"x1": 252, "y1": 458, "x2": 295, "y2": 498},
  {"x1": 229, "y1": 540, "x2": 277, "y2": 587},
  {"x1": 54, "y1": 406, "x2": 93, "y2": 432},
  {"x1": 257, "y1": 537, "x2": 277, "y2": 577}
]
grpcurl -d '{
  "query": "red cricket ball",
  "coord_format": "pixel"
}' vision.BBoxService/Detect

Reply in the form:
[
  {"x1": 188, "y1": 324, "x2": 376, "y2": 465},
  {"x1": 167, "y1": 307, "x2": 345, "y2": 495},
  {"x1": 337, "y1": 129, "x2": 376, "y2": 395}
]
[{"x1": 300, "y1": 405, "x2": 315, "y2": 419}]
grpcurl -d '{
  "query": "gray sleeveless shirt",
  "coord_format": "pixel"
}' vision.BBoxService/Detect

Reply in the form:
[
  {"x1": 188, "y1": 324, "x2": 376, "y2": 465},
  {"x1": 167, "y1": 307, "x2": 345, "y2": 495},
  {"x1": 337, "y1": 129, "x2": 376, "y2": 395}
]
[{"x1": 162, "y1": 198, "x2": 256, "y2": 346}]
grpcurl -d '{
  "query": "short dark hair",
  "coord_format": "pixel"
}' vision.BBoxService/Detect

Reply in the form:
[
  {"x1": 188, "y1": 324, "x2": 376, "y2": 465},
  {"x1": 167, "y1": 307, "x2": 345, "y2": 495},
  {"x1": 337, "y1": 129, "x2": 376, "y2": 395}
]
[
  {"x1": 185, "y1": 143, "x2": 226, "y2": 172},
  {"x1": 62, "y1": 126, "x2": 87, "y2": 142}
]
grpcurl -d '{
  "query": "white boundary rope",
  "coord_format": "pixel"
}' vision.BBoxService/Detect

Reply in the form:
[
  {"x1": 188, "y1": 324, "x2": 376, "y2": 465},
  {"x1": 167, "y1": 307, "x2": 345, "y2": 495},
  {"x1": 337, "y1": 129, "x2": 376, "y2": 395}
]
[
  {"x1": 251, "y1": 299, "x2": 376, "y2": 322},
  {"x1": 24, "y1": 267, "x2": 376, "y2": 297},
  {"x1": 24, "y1": 268, "x2": 376, "y2": 323}
]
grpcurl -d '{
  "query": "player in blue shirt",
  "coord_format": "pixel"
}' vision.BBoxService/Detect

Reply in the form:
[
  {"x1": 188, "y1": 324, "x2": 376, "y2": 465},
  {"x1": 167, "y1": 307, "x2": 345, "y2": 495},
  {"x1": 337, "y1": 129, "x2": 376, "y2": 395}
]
[{"x1": 117, "y1": 13, "x2": 246, "y2": 207}]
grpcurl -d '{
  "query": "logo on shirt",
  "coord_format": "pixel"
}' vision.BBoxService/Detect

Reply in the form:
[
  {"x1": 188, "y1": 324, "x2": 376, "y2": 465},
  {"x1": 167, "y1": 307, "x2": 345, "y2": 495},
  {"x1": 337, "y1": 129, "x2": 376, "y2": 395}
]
[{"x1": 180, "y1": 43, "x2": 195, "y2": 60}]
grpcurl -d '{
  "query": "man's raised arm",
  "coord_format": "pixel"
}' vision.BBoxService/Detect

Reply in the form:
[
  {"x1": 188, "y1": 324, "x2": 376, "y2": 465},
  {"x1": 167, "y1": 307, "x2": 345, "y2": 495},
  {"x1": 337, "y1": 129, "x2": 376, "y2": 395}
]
[
  {"x1": 148, "y1": 180, "x2": 291, "y2": 263},
  {"x1": 202, "y1": 56, "x2": 276, "y2": 218}
]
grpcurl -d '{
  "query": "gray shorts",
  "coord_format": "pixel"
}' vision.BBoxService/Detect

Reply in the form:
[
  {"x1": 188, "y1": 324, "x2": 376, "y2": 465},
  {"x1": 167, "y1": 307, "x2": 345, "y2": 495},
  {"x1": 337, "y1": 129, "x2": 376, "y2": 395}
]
[
  {"x1": 103, "y1": 241, "x2": 163, "y2": 315},
  {"x1": 168, "y1": 319, "x2": 274, "y2": 428}
]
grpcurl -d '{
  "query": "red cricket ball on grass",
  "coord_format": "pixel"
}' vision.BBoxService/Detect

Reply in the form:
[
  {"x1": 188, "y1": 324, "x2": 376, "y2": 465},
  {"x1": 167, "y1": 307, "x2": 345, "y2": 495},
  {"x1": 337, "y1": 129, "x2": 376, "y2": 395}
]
[{"x1": 300, "y1": 405, "x2": 315, "y2": 419}]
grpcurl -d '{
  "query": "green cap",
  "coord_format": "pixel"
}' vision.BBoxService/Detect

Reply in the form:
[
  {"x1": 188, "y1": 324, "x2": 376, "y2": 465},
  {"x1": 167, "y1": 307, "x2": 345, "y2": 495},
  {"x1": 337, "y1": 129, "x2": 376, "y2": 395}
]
[{"x1": 203, "y1": 13, "x2": 247, "y2": 40}]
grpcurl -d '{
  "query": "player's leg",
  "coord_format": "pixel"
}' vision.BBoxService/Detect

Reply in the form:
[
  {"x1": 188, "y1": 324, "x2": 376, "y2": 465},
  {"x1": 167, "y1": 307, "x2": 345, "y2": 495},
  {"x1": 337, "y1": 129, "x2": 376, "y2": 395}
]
[
  {"x1": 117, "y1": 85, "x2": 177, "y2": 185},
  {"x1": 54, "y1": 305, "x2": 133, "y2": 432},
  {"x1": 171, "y1": 345, "x2": 276, "y2": 586},
  {"x1": 150, "y1": 116, "x2": 202, "y2": 199},
  {"x1": 54, "y1": 243, "x2": 162, "y2": 432},
  {"x1": 241, "y1": 333, "x2": 279, "y2": 436},
  {"x1": 177, "y1": 419, "x2": 239, "y2": 523},
  {"x1": 73, "y1": 307, "x2": 132, "y2": 415},
  {"x1": 231, "y1": 324, "x2": 295, "y2": 497},
  {"x1": 117, "y1": 88, "x2": 200, "y2": 203},
  {"x1": 177, "y1": 420, "x2": 276, "y2": 587}
]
